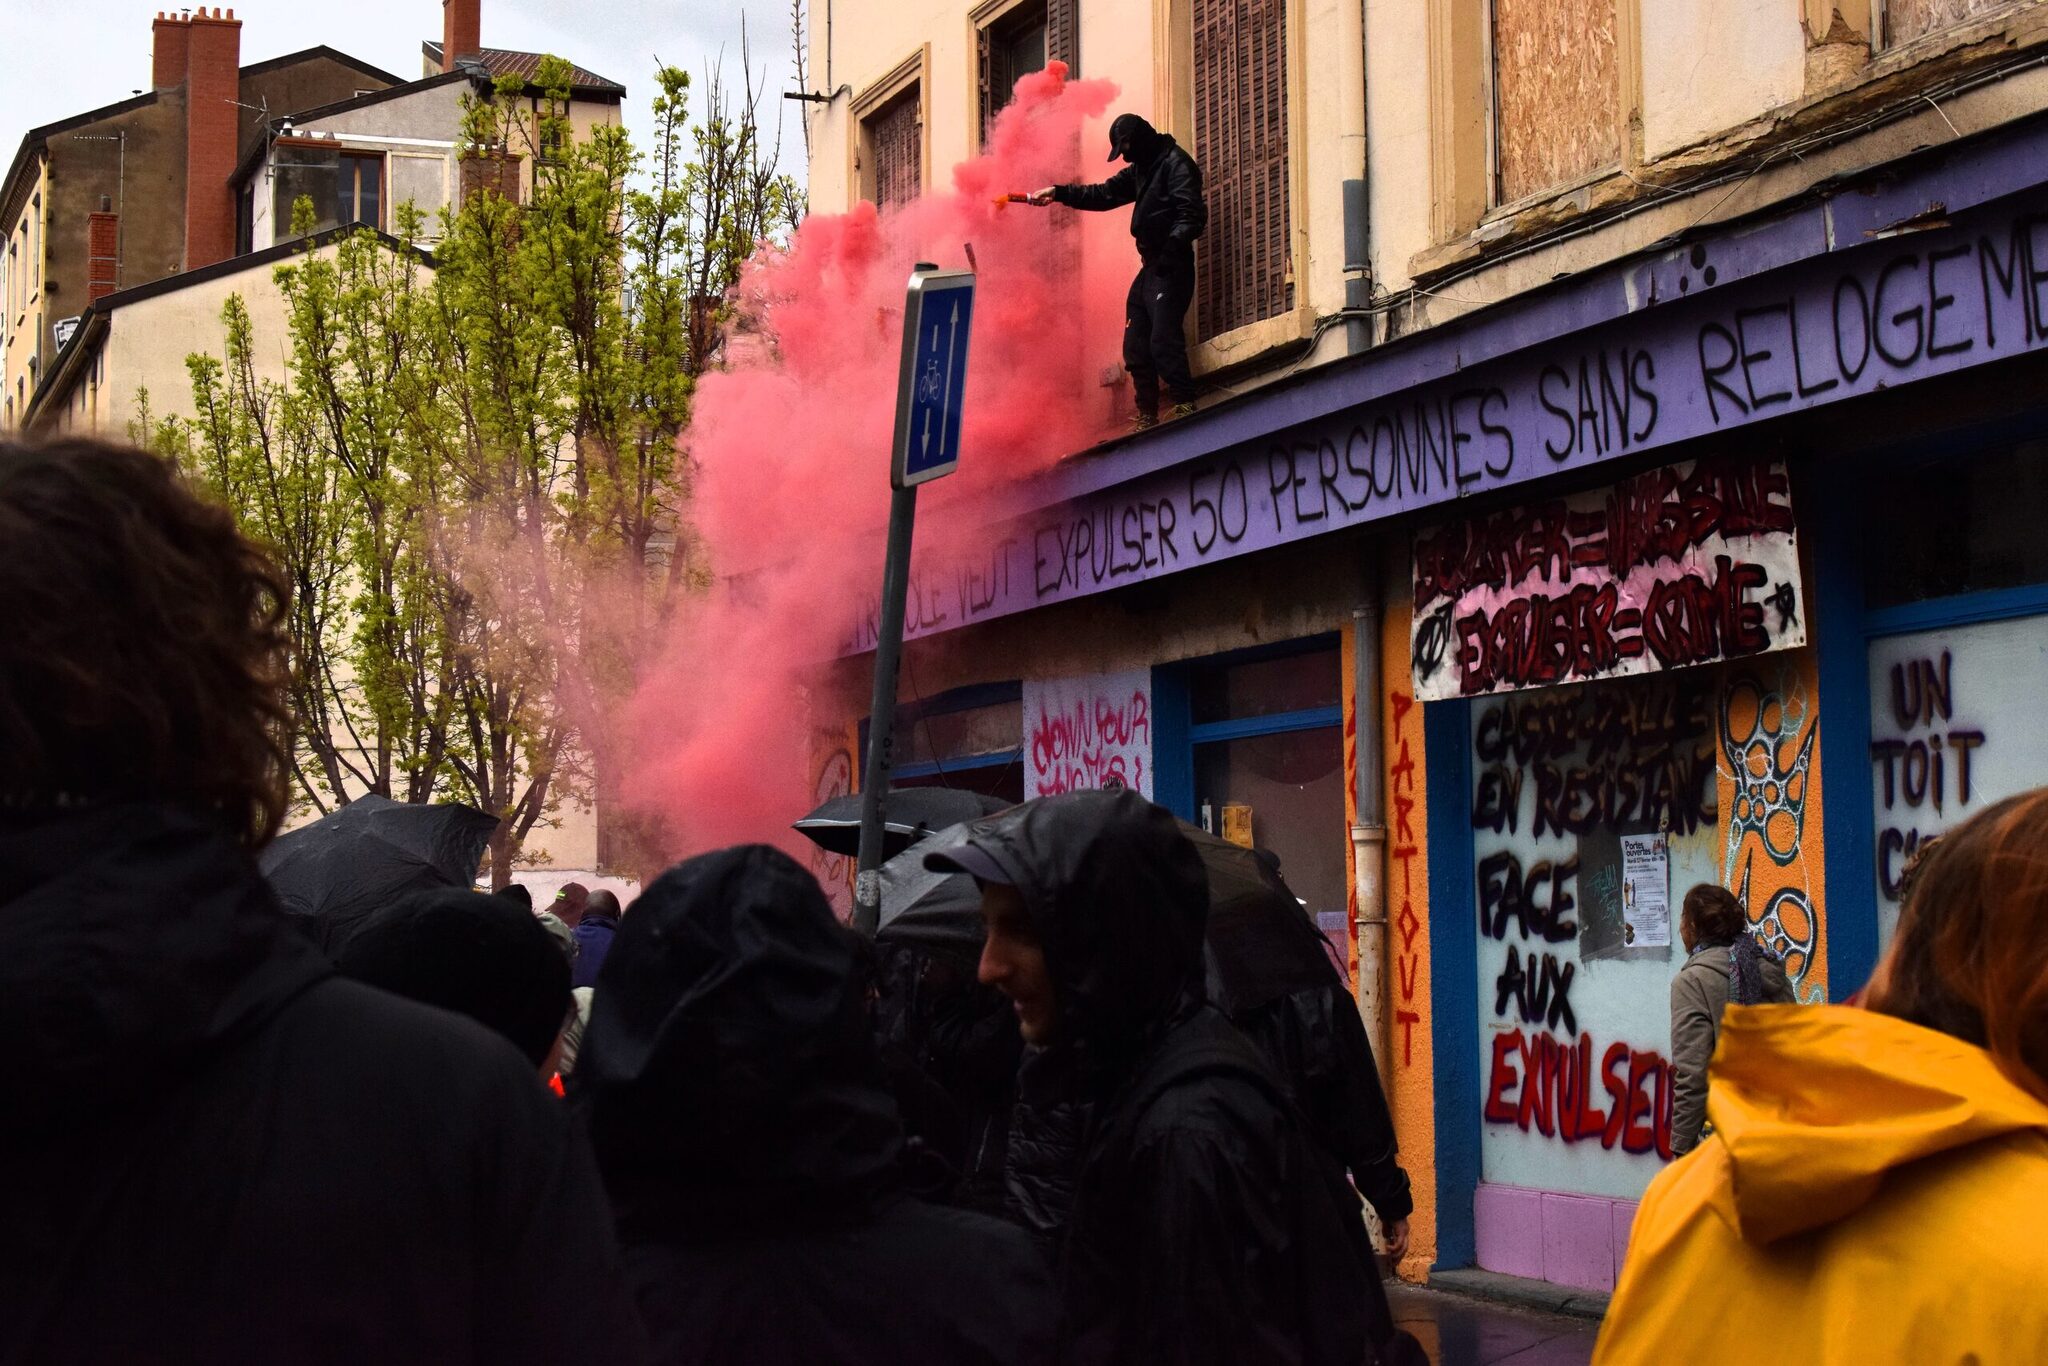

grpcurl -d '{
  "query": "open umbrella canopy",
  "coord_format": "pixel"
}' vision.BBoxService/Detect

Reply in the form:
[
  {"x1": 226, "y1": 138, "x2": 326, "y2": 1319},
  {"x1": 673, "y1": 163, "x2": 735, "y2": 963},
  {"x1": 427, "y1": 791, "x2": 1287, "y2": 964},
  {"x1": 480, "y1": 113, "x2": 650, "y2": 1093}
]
[
  {"x1": 872, "y1": 814, "x2": 1341, "y2": 1013},
  {"x1": 873, "y1": 822, "x2": 986, "y2": 965},
  {"x1": 794, "y1": 789, "x2": 1012, "y2": 860},
  {"x1": 260, "y1": 795, "x2": 499, "y2": 951}
]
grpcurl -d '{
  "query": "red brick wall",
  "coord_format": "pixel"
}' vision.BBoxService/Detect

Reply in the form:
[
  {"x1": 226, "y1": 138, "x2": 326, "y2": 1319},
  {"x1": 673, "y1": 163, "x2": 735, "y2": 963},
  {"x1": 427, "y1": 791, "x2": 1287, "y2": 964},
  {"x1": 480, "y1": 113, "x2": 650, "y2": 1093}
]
[
  {"x1": 86, "y1": 213, "x2": 119, "y2": 301},
  {"x1": 181, "y1": 8, "x2": 241, "y2": 270},
  {"x1": 442, "y1": 0, "x2": 482, "y2": 70},
  {"x1": 151, "y1": 13, "x2": 189, "y2": 90},
  {"x1": 459, "y1": 151, "x2": 523, "y2": 207}
]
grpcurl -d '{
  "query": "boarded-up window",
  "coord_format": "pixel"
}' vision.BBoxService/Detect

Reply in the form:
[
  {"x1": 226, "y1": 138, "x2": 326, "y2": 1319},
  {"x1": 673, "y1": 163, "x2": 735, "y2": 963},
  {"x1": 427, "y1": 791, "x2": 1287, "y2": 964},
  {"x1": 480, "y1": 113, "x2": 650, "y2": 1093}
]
[
  {"x1": 1882, "y1": 0, "x2": 2020, "y2": 47},
  {"x1": 1491, "y1": 0, "x2": 1621, "y2": 206},
  {"x1": 389, "y1": 154, "x2": 449, "y2": 230},
  {"x1": 866, "y1": 88, "x2": 923, "y2": 211},
  {"x1": 1193, "y1": 0, "x2": 1291, "y2": 339}
]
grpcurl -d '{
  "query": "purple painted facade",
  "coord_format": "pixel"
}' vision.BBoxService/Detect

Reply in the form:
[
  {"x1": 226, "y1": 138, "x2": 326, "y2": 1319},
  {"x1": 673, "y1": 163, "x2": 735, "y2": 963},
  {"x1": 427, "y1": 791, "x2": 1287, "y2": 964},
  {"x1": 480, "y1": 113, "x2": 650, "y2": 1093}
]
[
  {"x1": 1474, "y1": 1181, "x2": 1638, "y2": 1292},
  {"x1": 845, "y1": 121, "x2": 2048, "y2": 655}
]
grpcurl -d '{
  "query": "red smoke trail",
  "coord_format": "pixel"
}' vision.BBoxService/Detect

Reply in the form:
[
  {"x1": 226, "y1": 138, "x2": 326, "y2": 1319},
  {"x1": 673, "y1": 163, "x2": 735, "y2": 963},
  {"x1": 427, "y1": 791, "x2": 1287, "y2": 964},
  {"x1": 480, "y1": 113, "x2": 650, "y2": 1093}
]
[{"x1": 618, "y1": 64, "x2": 1125, "y2": 864}]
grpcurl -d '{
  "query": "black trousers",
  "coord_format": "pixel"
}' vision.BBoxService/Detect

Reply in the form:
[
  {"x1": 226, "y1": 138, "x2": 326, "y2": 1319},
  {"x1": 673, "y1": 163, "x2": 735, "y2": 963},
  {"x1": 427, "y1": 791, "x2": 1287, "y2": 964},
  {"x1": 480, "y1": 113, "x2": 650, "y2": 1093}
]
[{"x1": 1124, "y1": 247, "x2": 1197, "y2": 414}]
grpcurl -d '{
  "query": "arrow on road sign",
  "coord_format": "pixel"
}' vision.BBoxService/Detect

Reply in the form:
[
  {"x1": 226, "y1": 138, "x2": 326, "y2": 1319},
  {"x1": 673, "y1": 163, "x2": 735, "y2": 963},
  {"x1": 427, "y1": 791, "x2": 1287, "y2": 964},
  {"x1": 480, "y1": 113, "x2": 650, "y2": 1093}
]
[{"x1": 940, "y1": 302, "x2": 960, "y2": 457}]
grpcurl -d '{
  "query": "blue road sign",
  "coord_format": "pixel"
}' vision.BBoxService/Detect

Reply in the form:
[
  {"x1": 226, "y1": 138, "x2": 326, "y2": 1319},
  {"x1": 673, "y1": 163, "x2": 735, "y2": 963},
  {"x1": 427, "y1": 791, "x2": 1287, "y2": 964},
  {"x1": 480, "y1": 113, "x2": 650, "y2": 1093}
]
[{"x1": 892, "y1": 268, "x2": 975, "y2": 487}]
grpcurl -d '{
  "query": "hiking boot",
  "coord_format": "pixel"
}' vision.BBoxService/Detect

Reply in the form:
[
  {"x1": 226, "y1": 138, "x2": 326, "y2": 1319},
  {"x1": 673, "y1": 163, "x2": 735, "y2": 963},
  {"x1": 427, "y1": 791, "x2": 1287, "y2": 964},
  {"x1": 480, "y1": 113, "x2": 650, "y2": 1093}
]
[
  {"x1": 1131, "y1": 411, "x2": 1159, "y2": 433},
  {"x1": 1170, "y1": 401, "x2": 1199, "y2": 421}
]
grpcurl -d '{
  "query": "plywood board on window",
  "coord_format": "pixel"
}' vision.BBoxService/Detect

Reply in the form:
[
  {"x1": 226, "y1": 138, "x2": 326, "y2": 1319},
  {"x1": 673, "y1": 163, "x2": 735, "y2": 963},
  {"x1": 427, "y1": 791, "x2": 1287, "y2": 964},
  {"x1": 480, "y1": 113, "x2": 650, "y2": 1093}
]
[
  {"x1": 1492, "y1": 0, "x2": 1622, "y2": 206},
  {"x1": 1883, "y1": 0, "x2": 2018, "y2": 47}
]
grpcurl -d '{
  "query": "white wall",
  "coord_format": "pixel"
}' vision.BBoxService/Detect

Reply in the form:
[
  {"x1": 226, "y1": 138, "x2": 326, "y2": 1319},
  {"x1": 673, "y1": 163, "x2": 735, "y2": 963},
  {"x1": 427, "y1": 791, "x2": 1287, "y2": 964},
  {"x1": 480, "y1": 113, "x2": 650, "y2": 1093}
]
[{"x1": 1639, "y1": 0, "x2": 1805, "y2": 161}]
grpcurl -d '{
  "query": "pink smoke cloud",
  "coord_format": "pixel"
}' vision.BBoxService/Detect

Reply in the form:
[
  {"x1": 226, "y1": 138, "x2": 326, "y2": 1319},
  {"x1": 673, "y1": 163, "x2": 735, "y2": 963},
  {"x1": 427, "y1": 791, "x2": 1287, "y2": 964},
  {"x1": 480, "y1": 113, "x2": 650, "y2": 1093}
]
[{"x1": 618, "y1": 64, "x2": 1127, "y2": 862}]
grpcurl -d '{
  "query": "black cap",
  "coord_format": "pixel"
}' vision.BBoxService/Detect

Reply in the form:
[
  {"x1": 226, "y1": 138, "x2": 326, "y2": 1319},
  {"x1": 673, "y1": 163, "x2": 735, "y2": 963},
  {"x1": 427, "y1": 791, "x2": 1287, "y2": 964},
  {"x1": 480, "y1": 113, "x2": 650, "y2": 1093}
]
[{"x1": 1106, "y1": 112, "x2": 1157, "y2": 163}]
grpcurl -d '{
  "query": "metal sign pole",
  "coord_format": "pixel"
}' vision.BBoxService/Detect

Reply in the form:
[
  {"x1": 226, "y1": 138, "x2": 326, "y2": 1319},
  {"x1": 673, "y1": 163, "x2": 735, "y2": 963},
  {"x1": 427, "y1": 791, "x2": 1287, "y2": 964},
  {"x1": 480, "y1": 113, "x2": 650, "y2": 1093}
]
[
  {"x1": 853, "y1": 483, "x2": 918, "y2": 934},
  {"x1": 852, "y1": 260, "x2": 975, "y2": 934}
]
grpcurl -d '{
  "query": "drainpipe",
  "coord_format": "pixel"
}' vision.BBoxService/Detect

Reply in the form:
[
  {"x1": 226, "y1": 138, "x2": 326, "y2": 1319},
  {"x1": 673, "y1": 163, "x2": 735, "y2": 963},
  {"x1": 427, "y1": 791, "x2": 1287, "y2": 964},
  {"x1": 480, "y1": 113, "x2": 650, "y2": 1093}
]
[
  {"x1": 1338, "y1": 0, "x2": 1372, "y2": 355},
  {"x1": 1352, "y1": 568, "x2": 1389, "y2": 1092}
]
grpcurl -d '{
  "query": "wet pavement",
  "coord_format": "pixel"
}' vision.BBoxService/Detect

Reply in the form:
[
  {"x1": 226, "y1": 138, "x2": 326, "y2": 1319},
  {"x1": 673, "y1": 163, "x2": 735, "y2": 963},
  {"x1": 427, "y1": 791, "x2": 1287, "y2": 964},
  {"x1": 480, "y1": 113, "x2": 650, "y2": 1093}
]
[{"x1": 1388, "y1": 1282, "x2": 1602, "y2": 1366}]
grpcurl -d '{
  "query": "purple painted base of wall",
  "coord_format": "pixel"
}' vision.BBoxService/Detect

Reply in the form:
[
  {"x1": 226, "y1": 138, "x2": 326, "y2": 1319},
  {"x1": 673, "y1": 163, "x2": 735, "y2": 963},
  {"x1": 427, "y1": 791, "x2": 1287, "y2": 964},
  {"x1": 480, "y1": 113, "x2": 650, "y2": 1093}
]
[{"x1": 1473, "y1": 1181, "x2": 1639, "y2": 1292}]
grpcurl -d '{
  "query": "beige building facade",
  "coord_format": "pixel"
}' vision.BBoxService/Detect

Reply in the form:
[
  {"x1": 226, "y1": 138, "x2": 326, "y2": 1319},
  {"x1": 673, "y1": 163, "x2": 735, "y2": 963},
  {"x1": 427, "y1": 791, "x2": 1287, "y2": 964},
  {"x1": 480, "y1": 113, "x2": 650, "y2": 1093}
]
[{"x1": 802, "y1": 0, "x2": 2048, "y2": 394}]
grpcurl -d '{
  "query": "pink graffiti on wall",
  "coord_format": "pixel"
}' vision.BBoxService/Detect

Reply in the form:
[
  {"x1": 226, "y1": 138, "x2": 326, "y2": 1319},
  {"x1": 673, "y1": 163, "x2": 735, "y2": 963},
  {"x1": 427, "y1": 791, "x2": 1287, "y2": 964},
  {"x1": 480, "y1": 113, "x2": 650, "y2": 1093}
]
[{"x1": 1024, "y1": 669, "x2": 1154, "y2": 800}]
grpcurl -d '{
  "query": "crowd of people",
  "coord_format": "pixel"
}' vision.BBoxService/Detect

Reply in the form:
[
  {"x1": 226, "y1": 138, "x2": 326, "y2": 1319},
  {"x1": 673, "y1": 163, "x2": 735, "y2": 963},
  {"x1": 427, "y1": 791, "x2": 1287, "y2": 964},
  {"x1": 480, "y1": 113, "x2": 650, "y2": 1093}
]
[{"x1": 5, "y1": 435, "x2": 2046, "y2": 1365}]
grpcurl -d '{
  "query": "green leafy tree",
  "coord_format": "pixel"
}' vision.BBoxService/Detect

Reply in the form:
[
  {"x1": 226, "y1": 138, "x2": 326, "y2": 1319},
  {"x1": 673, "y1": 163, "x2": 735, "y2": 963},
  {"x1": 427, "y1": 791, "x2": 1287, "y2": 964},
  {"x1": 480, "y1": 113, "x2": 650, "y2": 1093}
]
[{"x1": 141, "y1": 53, "x2": 799, "y2": 885}]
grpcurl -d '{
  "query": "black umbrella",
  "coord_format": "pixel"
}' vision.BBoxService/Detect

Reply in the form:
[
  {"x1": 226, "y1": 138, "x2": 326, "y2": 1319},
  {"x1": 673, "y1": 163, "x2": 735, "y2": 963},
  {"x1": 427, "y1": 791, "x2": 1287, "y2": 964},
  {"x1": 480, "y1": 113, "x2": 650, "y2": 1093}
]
[
  {"x1": 871, "y1": 815, "x2": 1341, "y2": 1012},
  {"x1": 260, "y1": 794, "x2": 500, "y2": 951},
  {"x1": 873, "y1": 821, "x2": 987, "y2": 965},
  {"x1": 793, "y1": 788, "x2": 1012, "y2": 861}
]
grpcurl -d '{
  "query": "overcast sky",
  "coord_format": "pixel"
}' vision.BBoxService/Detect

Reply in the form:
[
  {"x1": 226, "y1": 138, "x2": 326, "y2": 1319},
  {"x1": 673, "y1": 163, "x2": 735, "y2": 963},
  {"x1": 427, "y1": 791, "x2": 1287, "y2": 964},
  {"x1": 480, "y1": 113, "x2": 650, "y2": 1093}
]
[{"x1": 0, "y1": 0, "x2": 808, "y2": 187}]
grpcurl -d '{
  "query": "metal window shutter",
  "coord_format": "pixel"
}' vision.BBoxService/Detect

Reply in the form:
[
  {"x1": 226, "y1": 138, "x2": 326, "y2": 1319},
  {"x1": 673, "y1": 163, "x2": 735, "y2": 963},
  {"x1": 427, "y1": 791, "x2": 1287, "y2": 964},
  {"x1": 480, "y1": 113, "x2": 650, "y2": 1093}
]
[
  {"x1": 872, "y1": 91, "x2": 922, "y2": 211},
  {"x1": 1193, "y1": 0, "x2": 1290, "y2": 339},
  {"x1": 978, "y1": 27, "x2": 995, "y2": 139},
  {"x1": 1047, "y1": 0, "x2": 1080, "y2": 74}
]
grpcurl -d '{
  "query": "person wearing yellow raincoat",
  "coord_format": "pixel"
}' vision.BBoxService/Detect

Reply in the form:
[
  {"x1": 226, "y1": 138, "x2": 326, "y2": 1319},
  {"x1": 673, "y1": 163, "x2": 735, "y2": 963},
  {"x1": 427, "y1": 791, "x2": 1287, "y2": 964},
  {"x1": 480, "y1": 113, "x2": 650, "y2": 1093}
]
[{"x1": 1597, "y1": 791, "x2": 2048, "y2": 1365}]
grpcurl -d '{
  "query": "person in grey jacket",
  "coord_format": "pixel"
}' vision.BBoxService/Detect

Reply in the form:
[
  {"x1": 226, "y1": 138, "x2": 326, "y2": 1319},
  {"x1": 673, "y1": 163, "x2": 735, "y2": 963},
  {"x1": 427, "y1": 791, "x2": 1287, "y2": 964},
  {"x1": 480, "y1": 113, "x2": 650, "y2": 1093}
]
[{"x1": 1670, "y1": 883, "x2": 1795, "y2": 1156}]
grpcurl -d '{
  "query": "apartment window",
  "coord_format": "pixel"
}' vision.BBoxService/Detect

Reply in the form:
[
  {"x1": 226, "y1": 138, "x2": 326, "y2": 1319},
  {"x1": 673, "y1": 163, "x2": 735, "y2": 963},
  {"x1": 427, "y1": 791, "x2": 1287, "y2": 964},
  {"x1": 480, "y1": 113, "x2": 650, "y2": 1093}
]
[
  {"x1": 1192, "y1": 0, "x2": 1292, "y2": 339},
  {"x1": 869, "y1": 89, "x2": 922, "y2": 210},
  {"x1": 29, "y1": 194, "x2": 39, "y2": 294},
  {"x1": 1879, "y1": 0, "x2": 2021, "y2": 47},
  {"x1": 853, "y1": 54, "x2": 928, "y2": 212},
  {"x1": 1489, "y1": 0, "x2": 1622, "y2": 206},
  {"x1": 863, "y1": 683, "x2": 1026, "y2": 803},
  {"x1": 272, "y1": 145, "x2": 385, "y2": 238},
  {"x1": 978, "y1": 0, "x2": 1080, "y2": 136}
]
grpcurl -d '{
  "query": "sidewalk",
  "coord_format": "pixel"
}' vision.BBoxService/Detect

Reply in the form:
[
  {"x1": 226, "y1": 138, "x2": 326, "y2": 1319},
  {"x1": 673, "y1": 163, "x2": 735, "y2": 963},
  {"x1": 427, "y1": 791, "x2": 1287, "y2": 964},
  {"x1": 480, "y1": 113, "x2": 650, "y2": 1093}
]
[{"x1": 1388, "y1": 1282, "x2": 1602, "y2": 1366}]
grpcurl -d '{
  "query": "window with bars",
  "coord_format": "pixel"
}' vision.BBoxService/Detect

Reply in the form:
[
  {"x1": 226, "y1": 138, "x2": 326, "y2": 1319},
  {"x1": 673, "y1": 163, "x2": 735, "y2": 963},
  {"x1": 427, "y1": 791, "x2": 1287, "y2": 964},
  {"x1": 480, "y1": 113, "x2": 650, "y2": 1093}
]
[
  {"x1": 1489, "y1": 0, "x2": 1621, "y2": 207},
  {"x1": 863, "y1": 87, "x2": 923, "y2": 212},
  {"x1": 1191, "y1": 0, "x2": 1291, "y2": 340}
]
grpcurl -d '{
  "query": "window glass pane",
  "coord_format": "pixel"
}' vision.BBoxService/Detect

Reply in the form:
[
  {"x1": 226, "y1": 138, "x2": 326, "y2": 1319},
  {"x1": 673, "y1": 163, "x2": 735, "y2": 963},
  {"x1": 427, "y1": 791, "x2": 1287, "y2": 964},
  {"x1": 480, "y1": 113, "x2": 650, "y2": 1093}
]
[
  {"x1": 1867, "y1": 614, "x2": 2048, "y2": 945},
  {"x1": 1193, "y1": 726, "x2": 1346, "y2": 924},
  {"x1": 273, "y1": 147, "x2": 341, "y2": 235},
  {"x1": 897, "y1": 698, "x2": 1022, "y2": 768},
  {"x1": 1190, "y1": 647, "x2": 1340, "y2": 725},
  {"x1": 347, "y1": 156, "x2": 382, "y2": 227},
  {"x1": 1862, "y1": 438, "x2": 2048, "y2": 609},
  {"x1": 895, "y1": 764, "x2": 1025, "y2": 805}
]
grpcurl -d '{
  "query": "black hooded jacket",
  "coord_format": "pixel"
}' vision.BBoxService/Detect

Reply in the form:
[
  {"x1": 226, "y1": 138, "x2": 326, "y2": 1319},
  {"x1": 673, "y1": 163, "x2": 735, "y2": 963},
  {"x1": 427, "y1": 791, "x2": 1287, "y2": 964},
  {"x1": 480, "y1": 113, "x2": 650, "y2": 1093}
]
[
  {"x1": 0, "y1": 803, "x2": 645, "y2": 1366},
  {"x1": 574, "y1": 844, "x2": 1052, "y2": 1366},
  {"x1": 1052, "y1": 114, "x2": 1207, "y2": 259},
  {"x1": 937, "y1": 792, "x2": 1377, "y2": 1366}
]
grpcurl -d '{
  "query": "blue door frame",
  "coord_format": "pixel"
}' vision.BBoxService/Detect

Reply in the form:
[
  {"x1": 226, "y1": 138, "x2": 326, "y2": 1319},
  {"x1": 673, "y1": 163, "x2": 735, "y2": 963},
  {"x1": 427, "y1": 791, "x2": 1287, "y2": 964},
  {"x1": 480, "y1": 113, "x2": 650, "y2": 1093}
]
[
  {"x1": 1150, "y1": 634, "x2": 1344, "y2": 825},
  {"x1": 1810, "y1": 415, "x2": 2048, "y2": 997}
]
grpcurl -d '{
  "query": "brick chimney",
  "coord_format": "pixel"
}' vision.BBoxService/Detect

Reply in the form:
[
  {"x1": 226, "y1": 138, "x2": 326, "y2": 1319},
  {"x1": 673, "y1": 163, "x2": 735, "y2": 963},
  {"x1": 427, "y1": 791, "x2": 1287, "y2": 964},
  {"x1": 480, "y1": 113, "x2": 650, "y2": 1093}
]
[
  {"x1": 442, "y1": 0, "x2": 482, "y2": 71},
  {"x1": 151, "y1": 12, "x2": 190, "y2": 90},
  {"x1": 182, "y1": 7, "x2": 242, "y2": 270}
]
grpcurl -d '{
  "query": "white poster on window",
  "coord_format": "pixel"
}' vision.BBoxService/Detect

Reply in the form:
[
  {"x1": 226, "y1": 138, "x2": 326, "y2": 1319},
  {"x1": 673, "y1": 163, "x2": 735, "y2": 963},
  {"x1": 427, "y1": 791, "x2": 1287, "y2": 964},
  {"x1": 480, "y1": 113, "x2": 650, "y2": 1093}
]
[
  {"x1": 1023, "y1": 667, "x2": 1153, "y2": 800},
  {"x1": 1869, "y1": 613, "x2": 2048, "y2": 943},
  {"x1": 1620, "y1": 831, "x2": 1671, "y2": 949}
]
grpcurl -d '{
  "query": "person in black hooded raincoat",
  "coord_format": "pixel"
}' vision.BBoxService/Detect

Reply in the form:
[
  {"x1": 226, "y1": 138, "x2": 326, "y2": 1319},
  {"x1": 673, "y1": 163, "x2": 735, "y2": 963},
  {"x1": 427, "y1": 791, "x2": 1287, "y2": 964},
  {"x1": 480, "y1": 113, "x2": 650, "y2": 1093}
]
[
  {"x1": 1028, "y1": 113, "x2": 1206, "y2": 430},
  {"x1": 572, "y1": 843, "x2": 1053, "y2": 1366},
  {"x1": 0, "y1": 437, "x2": 644, "y2": 1366},
  {"x1": 927, "y1": 790, "x2": 1382, "y2": 1365}
]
